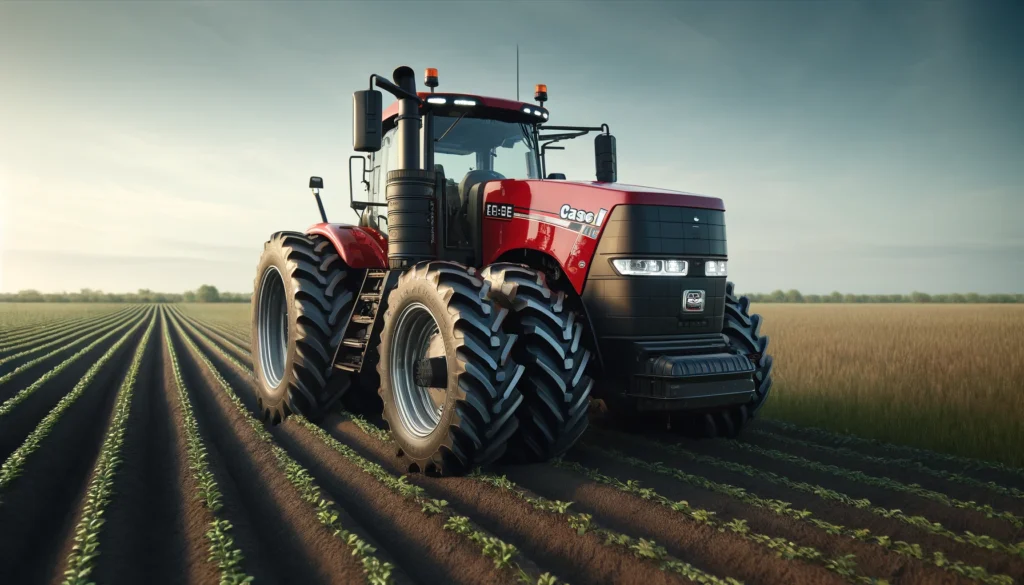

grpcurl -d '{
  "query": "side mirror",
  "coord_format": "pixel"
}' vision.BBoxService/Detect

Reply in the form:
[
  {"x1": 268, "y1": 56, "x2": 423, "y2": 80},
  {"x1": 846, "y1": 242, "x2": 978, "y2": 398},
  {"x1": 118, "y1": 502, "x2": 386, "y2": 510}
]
[
  {"x1": 353, "y1": 89, "x2": 383, "y2": 152},
  {"x1": 309, "y1": 176, "x2": 324, "y2": 189},
  {"x1": 595, "y1": 134, "x2": 616, "y2": 182}
]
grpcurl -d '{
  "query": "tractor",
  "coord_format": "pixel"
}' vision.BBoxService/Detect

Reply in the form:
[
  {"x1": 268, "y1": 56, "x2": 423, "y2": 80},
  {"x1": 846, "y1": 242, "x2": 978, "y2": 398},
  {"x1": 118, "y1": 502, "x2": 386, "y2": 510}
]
[{"x1": 251, "y1": 66, "x2": 773, "y2": 476}]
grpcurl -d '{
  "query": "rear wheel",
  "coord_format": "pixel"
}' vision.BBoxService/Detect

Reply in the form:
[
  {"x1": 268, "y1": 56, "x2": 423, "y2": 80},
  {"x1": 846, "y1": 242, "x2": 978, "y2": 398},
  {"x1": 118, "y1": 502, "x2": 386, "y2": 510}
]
[
  {"x1": 377, "y1": 261, "x2": 525, "y2": 476},
  {"x1": 251, "y1": 232, "x2": 355, "y2": 423},
  {"x1": 481, "y1": 264, "x2": 593, "y2": 462}
]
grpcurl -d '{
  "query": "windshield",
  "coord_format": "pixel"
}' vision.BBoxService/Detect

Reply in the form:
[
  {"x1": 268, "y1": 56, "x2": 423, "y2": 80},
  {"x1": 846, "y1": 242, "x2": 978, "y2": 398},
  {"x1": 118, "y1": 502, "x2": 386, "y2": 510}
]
[{"x1": 430, "y1": 116, "x2": 540, "y2": 183}]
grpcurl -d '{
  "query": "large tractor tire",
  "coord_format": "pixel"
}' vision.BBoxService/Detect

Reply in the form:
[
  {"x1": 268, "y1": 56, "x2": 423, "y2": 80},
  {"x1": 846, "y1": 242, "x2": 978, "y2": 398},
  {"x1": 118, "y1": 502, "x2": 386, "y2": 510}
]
[
  {"x1": 480, "y1": 263, "x2": 593, "y2": 462},
  {"x1": 251, "y1": 232, "x2": 355, "y2": 424},
  {"x1": 377, "y1": 261, "x2": 525, "y2": 476},
  {"x1": 676, "y1": 281, "x2": 774, "y2": 438}
]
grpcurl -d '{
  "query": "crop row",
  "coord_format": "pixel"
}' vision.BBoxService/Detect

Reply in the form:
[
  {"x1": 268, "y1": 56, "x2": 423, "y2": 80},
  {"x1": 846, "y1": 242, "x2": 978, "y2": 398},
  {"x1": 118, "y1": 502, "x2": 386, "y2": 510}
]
[
  {"x1": 162, "y1": 311, "x2": 253, "y2": 584},
  {"x1": 577, "y1": 441, "x2": 1012, "y2": 585},
  {"x1": 344, "y1": 413, "x2": 742, "y2": 585},
  {"x1": 598, "y1": 428, "x2": 1023, "y2": 559},
  {"x1": 0, "y1": 307, "x2": 145, "y2": 367},
  {"x1": 0, "y1": 309, "x2": 151, "y2": 416},
  {"x1": 725, "y1": 441, "x2": 1024, "y2": 529},
  {"x1": 0, "y1": 313, "x2": 150, "y2": 492},
  {"x1": 174, "y1": 313, "x2": 563, "y2": 584},
  {"x1": 759, "y1": 420, "x2": 1024, "y2": 483},
  {"x1": 0, "y1": 309, "x2": 142, "y2": 389},
  {"x1": 0, "y1": 307, "x2": 132, "y2": 348},
  {"x1": 167, "y1": 313, "x2": 394, "y2": 585},
  {"x1": 294, "y1": 415, "x2": 562, "y2": 585},
  {"x1": 0, "y1": 305, "x2": 139, "y2": 350},
  {"x1": 747, "y1": 429, "x2": 1024, "y2": 501},
  {"x1": 60, "y1": 313, "x2": 156, "y2": 585}
]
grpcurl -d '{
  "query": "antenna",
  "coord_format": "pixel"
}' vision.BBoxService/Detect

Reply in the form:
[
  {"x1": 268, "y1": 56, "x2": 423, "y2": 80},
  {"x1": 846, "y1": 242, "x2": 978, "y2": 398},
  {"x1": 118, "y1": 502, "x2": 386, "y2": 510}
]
[{"x1": 516, "y1": 44, "x2": 520, "y2": 101}]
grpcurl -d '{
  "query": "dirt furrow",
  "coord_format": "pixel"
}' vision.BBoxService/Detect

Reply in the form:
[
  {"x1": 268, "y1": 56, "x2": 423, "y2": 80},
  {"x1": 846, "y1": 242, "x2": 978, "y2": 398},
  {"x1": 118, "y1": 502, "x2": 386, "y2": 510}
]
[
  {"x1": 757, "y1": 420, "x2": 1024, "y2": 491},
  {"x1": 0, "y1": 309, "x2": 142, "y2": 397},
  {"x1": 0, "y1": 319, "x2": 146, "y2": 585},
  {"x1": 0, "y1": 307, "x2": 140, "y2": 361},
  {"x1": 0, "y1": 311, "x2": 148, "y2": 461},
  {"x1": 0, "y1": 306, "x2": 132, "y2": 348},
  {"x1": 169, "y1": 307, "x2": 250, "y2": 363},
  {"x1": 673, "y1": 434, "x2": 1024, "y2": 543},
  {"x1": 72, "y1": 314, "x2": 193, "y2": 585},
  {"x1": 559, "y1": 443, "x2": 978, "y2": 585},
  {"x1": 176, "y1": 311, "x2": 506, "y2": 585},
  {"x1": 589, "y1": 426, "x2": 1024, "y2": 581},
  {"x1": 745, "y1": 429, "x2": 1024, "y2": 514},
  {"x1": 168, "y1": 314, "x2": 385, "y2": 585},
  {"x1": 331, "y1": 414, "x2": 739, "y2": 585}
]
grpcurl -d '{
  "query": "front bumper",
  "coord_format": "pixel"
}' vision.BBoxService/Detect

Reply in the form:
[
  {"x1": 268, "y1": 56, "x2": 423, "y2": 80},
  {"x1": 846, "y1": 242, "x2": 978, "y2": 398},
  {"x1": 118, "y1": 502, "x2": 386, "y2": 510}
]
[{"x1": 601, "y1": 335, "x2": 756, "y2": 412}]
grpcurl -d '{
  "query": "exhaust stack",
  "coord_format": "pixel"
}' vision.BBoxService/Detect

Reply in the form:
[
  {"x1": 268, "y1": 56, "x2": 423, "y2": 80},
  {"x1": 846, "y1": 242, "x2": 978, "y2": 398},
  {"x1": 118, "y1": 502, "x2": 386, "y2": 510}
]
[{"x1": 385, "y1": 66, "x2": 437, "y2": 269}]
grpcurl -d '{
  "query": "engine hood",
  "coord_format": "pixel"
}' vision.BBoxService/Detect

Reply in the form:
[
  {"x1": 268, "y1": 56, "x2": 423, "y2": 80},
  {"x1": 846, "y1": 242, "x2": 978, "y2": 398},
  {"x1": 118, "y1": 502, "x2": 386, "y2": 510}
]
[{"x1": 490, "y1": 179, "x2": 725, "y2": 212}]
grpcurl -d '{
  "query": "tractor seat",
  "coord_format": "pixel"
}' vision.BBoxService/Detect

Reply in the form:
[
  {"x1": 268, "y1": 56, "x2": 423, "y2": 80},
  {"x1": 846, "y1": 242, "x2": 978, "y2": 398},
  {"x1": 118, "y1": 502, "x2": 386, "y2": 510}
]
[{"x1": 458, "y1": 169, "x2": 504, "y2": 215}]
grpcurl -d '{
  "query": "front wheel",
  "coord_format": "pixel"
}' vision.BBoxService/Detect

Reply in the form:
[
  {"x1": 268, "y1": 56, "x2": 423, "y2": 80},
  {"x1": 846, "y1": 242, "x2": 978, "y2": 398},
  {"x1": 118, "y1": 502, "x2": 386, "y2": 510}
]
[
  {"x1": 377, "y1": 261, "x2": 525, "y2": 476},
  {"x1": 480, "y1": 263, "x2": 593, "y2": 462}
]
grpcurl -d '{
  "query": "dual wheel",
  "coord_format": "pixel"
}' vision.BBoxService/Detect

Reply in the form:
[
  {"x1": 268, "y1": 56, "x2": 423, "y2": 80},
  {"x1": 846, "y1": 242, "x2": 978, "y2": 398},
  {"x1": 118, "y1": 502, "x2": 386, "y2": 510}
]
[
  {"x1": 376, "y1": 261, "x2": 593, "y2": 475},
  {"x1": 251, "y1": 235, "x2": 593, "y2": 477}
]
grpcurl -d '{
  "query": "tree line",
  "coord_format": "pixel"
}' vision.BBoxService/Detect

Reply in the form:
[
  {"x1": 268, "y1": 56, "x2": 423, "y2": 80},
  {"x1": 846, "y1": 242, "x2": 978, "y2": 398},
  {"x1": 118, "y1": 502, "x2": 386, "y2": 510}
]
[
  {"x1": 747, "y1": 290, "x2": 1024, "y2": 303},
  {"x1": 0, "y1": 285, "x2": 250, "y2": 303}
]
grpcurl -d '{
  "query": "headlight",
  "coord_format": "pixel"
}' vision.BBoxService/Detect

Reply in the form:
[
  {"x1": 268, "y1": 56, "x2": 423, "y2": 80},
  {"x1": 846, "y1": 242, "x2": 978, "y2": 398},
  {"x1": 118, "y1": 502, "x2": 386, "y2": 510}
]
[
  {"x1": 611, "y1": 258, "x2": 689, "y2": 276},
  {"x1": 705, "y1": 260, "x2": 728, "y2": 276}
]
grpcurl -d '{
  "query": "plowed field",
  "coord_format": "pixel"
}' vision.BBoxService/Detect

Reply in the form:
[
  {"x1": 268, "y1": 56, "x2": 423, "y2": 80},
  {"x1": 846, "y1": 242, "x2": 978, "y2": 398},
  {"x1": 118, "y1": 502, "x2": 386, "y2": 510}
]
[{"x1": 1, "y1": 304, "x2": 1021, "y2": 585}]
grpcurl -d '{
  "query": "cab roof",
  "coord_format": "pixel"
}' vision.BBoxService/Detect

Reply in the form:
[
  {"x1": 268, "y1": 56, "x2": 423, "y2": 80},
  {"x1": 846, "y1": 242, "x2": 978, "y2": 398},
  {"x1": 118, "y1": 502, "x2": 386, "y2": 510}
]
[{"x1": 381, "y1": 92, "x2": 549, "y2": 131}]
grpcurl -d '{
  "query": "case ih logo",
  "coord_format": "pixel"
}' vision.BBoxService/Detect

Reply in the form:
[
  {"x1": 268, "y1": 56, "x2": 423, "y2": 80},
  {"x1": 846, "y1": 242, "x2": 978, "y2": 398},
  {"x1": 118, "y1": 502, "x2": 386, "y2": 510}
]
[{"x1": 683, "y1": 290, "x2": 705, "y2": 312}]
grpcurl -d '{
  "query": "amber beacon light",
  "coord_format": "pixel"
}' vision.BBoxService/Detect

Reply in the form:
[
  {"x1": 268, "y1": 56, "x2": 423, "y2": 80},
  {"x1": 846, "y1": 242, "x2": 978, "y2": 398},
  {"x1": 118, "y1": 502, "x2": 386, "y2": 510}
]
[
  {"x1": 534, "y1": 83, "x2": 548, "y2": 103},
  {"x1": 425, "y1": 67, "x2": 439, "y2": 89}
]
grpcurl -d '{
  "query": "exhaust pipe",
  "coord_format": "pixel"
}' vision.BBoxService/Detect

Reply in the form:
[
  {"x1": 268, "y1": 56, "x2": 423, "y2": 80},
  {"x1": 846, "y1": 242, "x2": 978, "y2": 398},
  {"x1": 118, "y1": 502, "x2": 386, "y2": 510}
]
[{"x1": 385, "y1": 66, "x2": 437, "y2": 269}]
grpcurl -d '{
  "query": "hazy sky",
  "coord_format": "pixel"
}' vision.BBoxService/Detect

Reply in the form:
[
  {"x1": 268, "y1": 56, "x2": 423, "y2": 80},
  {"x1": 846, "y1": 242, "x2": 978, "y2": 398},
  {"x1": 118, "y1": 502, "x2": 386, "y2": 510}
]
[{"x1": 1, "y1": 0, "x2": 1021, "y2": 295}]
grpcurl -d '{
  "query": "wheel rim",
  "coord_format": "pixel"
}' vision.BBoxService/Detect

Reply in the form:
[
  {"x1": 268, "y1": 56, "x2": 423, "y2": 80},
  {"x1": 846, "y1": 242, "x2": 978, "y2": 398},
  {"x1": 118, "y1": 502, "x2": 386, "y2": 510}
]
[
  {"x1": 391, "y1": 302, "x2": 446, "y2": 438},
  {"x1": 257, "y1": 266, "x2": 288, "y2": 389}
]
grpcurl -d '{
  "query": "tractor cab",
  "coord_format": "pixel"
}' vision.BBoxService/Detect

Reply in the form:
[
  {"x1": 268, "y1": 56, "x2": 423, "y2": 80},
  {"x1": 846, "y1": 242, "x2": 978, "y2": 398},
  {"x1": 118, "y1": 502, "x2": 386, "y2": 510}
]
[
  {"x1": 349, "y1": 76, "x2": 616, "y2": 265},
  {"x1": 370, "y1": 95, "x2": 545, "y2": 250}
]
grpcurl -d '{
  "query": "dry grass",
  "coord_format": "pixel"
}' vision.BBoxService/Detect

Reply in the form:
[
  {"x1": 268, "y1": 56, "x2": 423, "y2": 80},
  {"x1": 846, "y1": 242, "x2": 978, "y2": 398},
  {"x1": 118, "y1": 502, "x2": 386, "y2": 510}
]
[{"x1": 754, "y1": 304, "x2": 1024, "y2": 468}]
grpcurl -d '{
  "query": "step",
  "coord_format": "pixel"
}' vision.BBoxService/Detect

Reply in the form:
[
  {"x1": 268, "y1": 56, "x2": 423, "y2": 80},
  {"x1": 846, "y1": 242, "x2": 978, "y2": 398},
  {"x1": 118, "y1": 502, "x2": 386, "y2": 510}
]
[
  {"x1": 342, "y1": 337, "x2": 367, "y2": 349},
  {"x1": 352, "y1": 315, "x2": 374, "y2": 325},
  {"x1": 366, "y1": 270, "x2": 388, "y2": 279},
  {"x1": 335, "y1": 357, "x2": 363, "y2": 372},
  {"x1": 359, "y1": 292, "x2": 381, "y2": 302}
]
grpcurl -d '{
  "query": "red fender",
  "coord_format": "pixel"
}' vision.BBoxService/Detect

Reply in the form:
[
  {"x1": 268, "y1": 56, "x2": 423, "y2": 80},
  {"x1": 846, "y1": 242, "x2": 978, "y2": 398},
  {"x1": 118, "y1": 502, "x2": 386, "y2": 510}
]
[{"x1": 306, "y1": 223, "x2": 388, "y2": 269}]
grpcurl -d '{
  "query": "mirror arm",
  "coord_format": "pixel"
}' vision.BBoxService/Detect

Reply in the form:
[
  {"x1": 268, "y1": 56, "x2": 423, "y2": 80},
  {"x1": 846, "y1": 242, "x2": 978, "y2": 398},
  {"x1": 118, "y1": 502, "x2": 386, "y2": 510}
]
[{"x1": 370, "y1": 74, "x2": 423, "y2": 104}]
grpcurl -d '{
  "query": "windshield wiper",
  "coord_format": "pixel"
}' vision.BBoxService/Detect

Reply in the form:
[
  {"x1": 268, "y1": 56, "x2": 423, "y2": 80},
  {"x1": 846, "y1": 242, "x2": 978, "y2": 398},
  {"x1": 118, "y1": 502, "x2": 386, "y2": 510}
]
[{"x1": 436, "y1": 111, "x2": 469, "y2": 144}]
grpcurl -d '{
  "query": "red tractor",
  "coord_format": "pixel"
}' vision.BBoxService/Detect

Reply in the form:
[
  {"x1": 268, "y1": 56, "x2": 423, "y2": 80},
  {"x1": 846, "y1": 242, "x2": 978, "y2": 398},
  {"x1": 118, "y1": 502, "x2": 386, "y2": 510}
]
[{"x1": 251, "y1": 66, "x2": 773, "y2": 476}]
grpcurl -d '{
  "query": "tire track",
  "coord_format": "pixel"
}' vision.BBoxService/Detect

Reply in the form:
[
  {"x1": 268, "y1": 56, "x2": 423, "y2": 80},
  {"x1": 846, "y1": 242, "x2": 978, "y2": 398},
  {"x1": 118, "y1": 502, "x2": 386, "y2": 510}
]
[
  {"x1": 0, "y1": 316, "x2": 147, "y2": 585},
  {"x1": 167, "y1": 311, "x2": 391, "y2": 585}
]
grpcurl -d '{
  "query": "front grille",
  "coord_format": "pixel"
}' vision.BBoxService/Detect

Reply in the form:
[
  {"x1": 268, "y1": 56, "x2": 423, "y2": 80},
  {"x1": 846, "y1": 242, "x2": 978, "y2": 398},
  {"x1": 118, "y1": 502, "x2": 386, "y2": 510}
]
[{"x1": 582, "y1": 205, "x2": 728, "y2": 338}]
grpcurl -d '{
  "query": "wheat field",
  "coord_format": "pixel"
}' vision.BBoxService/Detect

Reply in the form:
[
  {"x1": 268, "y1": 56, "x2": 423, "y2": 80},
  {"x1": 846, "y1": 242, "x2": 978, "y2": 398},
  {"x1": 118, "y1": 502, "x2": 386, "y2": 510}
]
[{"x1": 754, "y1": 304, "x2": 1024, "y2": 467}]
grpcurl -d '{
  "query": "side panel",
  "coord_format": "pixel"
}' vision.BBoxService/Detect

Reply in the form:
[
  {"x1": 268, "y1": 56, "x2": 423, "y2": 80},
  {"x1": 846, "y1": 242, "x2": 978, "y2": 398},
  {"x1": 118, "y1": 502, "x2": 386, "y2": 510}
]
[
  {"x1": 480, "y1": 180, "x2": 725, "y2": 294},
  {"x1": 306, "y1": 223, "x2": 388, "y2": 269}
]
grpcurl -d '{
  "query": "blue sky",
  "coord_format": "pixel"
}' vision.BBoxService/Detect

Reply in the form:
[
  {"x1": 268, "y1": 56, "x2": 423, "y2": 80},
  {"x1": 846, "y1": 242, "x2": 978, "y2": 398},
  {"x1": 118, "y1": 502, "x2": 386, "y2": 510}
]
[{"x1": 1, "y1": 0, "x2": 1021, "y2": 294}]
